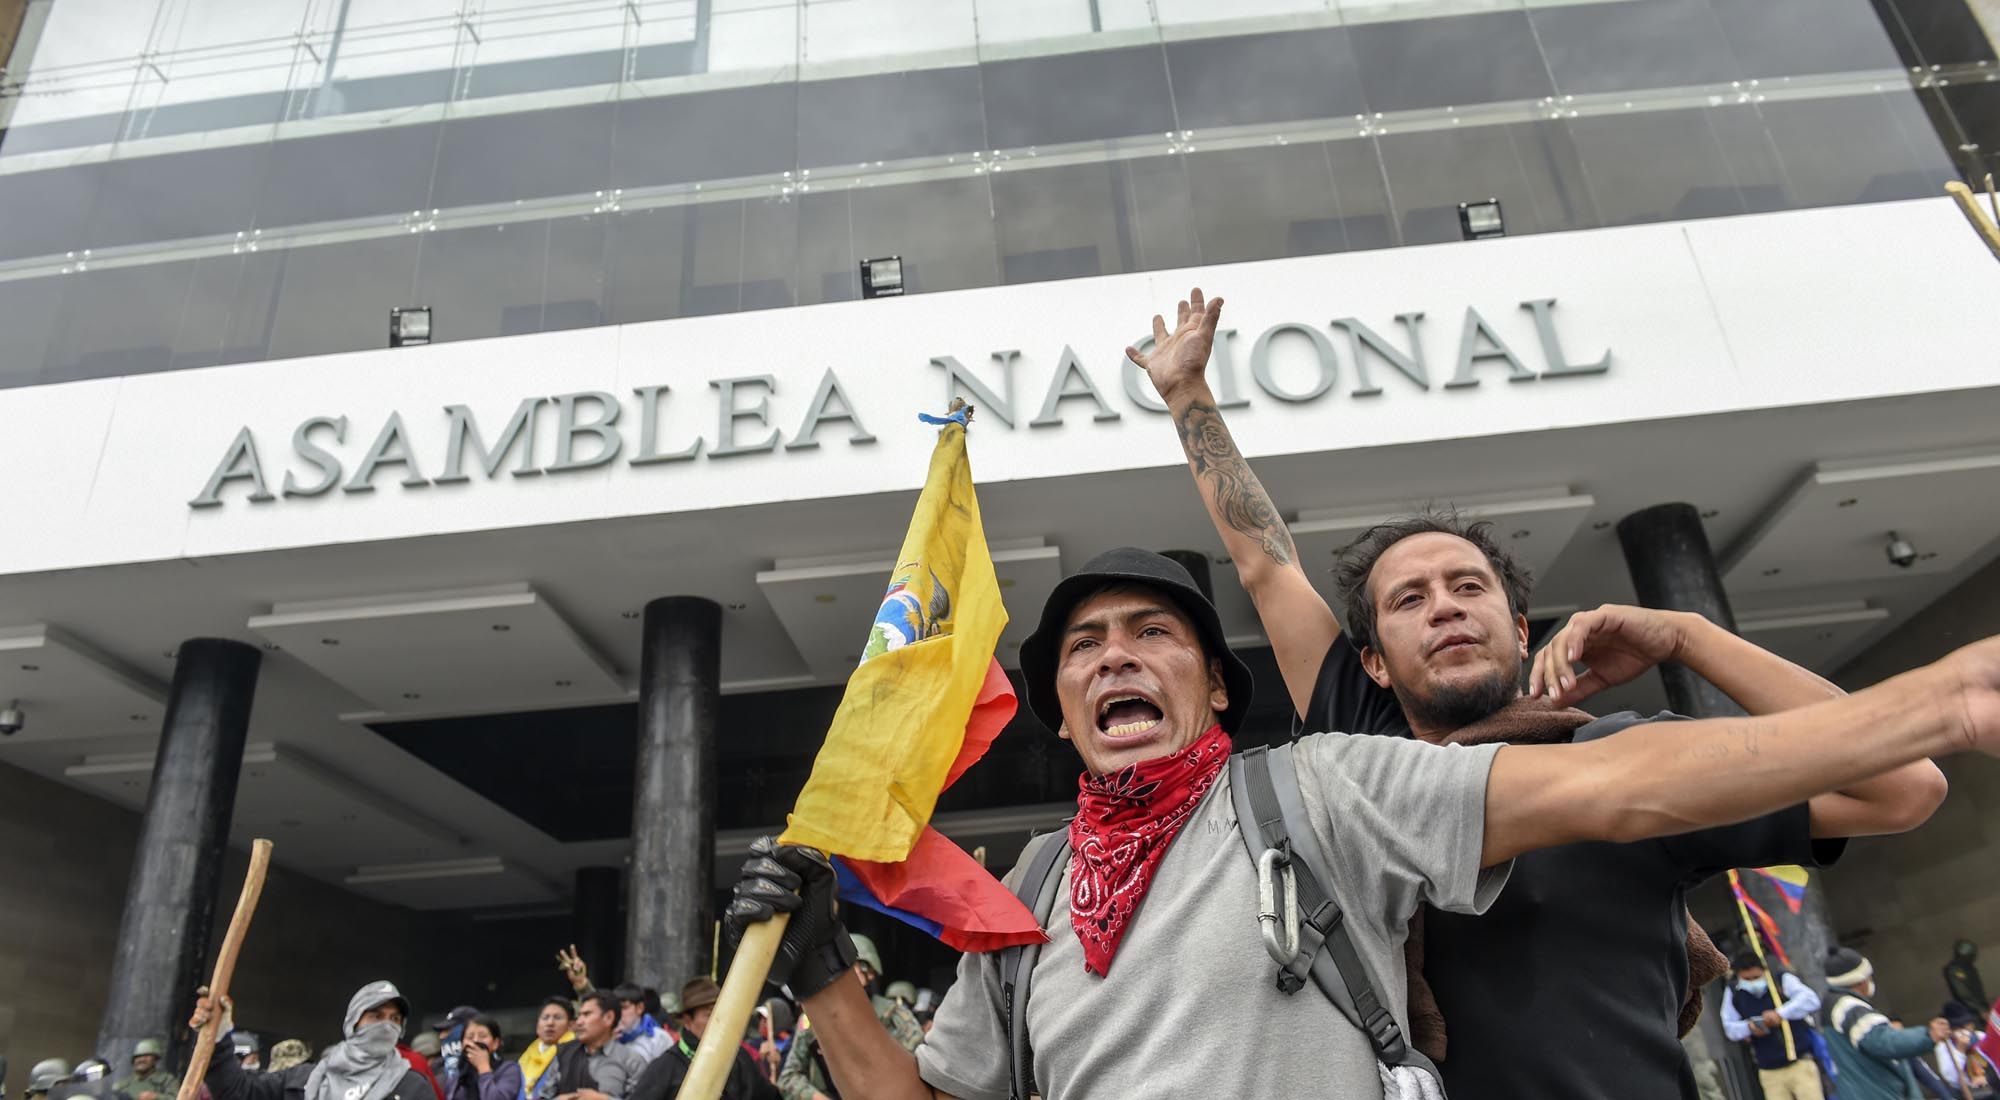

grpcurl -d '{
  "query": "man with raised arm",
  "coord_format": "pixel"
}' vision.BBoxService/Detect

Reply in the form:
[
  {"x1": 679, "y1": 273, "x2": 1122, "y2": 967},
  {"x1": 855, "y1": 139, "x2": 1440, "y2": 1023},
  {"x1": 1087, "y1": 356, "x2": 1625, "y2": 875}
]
[{"x1": 1136, "y1": 287, "x2": 1948, "y2": 1098}]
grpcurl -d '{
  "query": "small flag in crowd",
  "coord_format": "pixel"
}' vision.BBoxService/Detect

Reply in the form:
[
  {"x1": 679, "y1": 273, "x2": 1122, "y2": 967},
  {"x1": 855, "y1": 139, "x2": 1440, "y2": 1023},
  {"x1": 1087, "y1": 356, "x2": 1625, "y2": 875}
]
[
  {"x1": 778, "y1": 407, "x2": 1044, "y2": 953},
  {"x1": 1750, "y1": 864, "x2": 1809, "y2": 916},
  {"x1": 1727, "y1": 868, "x2": 1793, "y2": 969}
]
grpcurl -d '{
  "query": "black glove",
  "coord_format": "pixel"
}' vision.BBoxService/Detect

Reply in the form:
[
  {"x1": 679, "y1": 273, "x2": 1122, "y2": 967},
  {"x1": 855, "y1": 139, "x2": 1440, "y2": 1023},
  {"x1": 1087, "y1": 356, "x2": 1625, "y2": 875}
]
[{"x1": 724, "y1": 836, "x2": 857, "y2": 1001}]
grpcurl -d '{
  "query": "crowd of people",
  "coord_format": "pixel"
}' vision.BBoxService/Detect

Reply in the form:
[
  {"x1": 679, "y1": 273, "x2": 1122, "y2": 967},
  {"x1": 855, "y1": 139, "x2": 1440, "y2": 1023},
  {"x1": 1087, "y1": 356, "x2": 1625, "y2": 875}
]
[{"x1": 14, "y1": 285, "x2": 2000, "y2": 1100}]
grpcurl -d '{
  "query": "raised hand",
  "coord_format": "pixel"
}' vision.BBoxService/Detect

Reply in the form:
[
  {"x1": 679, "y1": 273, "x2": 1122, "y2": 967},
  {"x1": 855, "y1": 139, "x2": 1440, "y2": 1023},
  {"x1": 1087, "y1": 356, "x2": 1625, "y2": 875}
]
[
  {"x1": 555, "y1": 944, "x2": 590, "y2": 992},
  {"x1": 1529, "y1": 604, "x2": 1690, "y2": 707},
  {"x1": 1126, "y1": 287, "x2": 1224, "y2": 405},
  {"x1": 189, "y1": 989, "x2": 235, "y2": 1034}
]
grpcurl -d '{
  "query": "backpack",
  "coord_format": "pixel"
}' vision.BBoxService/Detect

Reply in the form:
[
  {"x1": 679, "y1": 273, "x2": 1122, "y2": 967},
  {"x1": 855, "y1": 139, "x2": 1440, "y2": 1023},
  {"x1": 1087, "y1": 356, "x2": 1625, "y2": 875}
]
[{"x1": 997, "y1": 742, "x2": 1444, "y2": 1100}]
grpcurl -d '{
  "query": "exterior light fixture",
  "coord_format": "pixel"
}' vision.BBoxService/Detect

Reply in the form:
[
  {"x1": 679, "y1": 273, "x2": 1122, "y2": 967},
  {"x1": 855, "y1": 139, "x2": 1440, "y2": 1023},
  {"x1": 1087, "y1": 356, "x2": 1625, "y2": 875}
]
[
  {"x1": 860, "y1": 256, "x2": 905, "y2": 298},
  {"x1": 390, "y1": 306, "x2": 433, "y2": 347},
  {"x1": 1458, "y1": 198, "x2": 1505, "y2": 240}
]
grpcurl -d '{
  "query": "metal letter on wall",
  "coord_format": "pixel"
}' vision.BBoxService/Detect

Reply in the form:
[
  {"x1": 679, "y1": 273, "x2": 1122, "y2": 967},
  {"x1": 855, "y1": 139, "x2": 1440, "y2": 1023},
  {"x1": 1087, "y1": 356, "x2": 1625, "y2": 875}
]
[
  {"x1": 438, "y1": 399, "x2": 545, "y2": 483},
  {"x1": 190, "y1": 427, "x2": 277, "y2": 508},
  {"x1": 1030, "y1": 345, "x2": 1121, "y2": 427},
  {"x1": 1445, "y1": 306, "x2": 1538, "y2": 388},
  {"x1": 1334, "y1": 314, "x2": 1429, "y2": 396},
  {"x1": 1522, "y1": 298, "x2": 1611, "y2": 378},
  {"x1": 546, "y1": 392, "x2": 624, "y2": 472},
  {"x1": 343, "y1": 412, "x2": 431, "y2": 493},
  {"x1": 1250, "y1": 322, "x2": 1338, "y2": 403},
  {"x1": 630, "y1": 384, "x2": 702, "y2": 466},
  {"x1": 709, "y1": 376, "x2": 782, "y2": 457},
  {"x1": 283, "y1": 416, "x2": 349, "y2": 497},
  {"x1": 786, "y1": 370, "x2": 877, "y2": 451},
  {"x1": 931, "y1": 352, "x2": 1019, "y2": 428}
]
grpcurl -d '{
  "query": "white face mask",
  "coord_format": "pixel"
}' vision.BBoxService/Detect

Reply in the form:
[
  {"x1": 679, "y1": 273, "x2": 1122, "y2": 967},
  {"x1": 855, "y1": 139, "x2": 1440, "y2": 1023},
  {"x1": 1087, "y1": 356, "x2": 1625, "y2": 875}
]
[{"x1": 1737, "y1": 977, "x2": 1769, "y2": 996}]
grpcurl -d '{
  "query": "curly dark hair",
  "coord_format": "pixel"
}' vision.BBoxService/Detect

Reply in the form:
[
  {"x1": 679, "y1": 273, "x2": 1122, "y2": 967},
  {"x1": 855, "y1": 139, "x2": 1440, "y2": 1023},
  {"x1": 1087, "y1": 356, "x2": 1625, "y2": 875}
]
[{"x1": 1332, "y1": 508, "x2": 1534, "y2": 653}]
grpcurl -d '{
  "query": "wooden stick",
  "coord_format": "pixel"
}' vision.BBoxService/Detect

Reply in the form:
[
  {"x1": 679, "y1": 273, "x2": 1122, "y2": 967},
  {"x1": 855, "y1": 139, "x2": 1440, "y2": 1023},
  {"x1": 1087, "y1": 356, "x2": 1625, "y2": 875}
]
[
  {"x1": 1946, "y1": 181, "x2": 2000, "y2": 262},
  {"x1": 176, "y1": 839, "x2": 274, "y2": 1100},
  {"x1": 673, "y1": 914, "x2": 788, "y2": 1100}
]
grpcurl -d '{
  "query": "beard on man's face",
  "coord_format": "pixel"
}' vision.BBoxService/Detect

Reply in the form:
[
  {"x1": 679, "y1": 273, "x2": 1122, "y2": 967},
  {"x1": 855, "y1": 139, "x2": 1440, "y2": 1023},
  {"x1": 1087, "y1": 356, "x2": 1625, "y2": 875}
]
[{"x1": 1393, "y1": 655, "x2": 1521, "y2": 733}]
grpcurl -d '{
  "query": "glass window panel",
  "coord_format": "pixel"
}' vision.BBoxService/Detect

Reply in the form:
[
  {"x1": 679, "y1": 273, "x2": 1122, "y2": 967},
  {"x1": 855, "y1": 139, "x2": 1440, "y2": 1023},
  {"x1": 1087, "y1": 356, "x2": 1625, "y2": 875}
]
[
  {"x1": 173, "y1": 254, "x2": 253, "y2": 370},
  {"x1": 1707, "y1": 0, "x2": 1903, "y2": 80},
  {"x1": 1124, "y1": 154, "x2": 1204, "y2": 271},
  {"x1": 1759, "y1": 93, "x2": 1956, "y2": 208},
  {"x1": 680, "y1": 200, "x2": 748, "y2": 317},
  {"x1": 798, "y1": 0, "x2": 977, "y2": 67},
  {"x1": 739, "y1": 196, "x2": 800, "y2": 313},
  {"x1": 1155, "y1": 0, "x2": 1335, "y2": 29},
  {"x1": 795, "y1": 192, "x2": 859, "y2": 306},
  {"x1": 87, "y1": 143, "x2": 269, "y2": 250},
  {"x1": 1702, "y1": 100, "x2": 1795, "y2": 213},
  {"x1": 4, "y1": 0, "x2": 156, "y2": 130},
  {"x1": 1568, "y1": 108, "x2": 1745, "y2": 225},
  {"x1": 847, "y1": 175, "x2": 999, "y2": 294},
  {"x1": 1183, "y1": 143, "x2": 1344, "y2": 264},
  {"x1": 992, "y1": 157, "x2": 1198, "y2": 283},
  {"x1": 601, "y1": 205, "x2": 689, "y2": 325},
  {"x1": 0, "y1": 113, "x2": 127, "y2": 158},
  {"x1": 542, "y1": 214, "x2": 608, "y2": 333},
  {"x1": 266, "y1": 235, "x2": 421, "y2": 361},
  {"x1": 1346, "y1": 10, "x2": 1554, "y2": 114},
  {"x1": 1527, "y1": 0, "x2": 1739, "y2": 95},
  {"x1": 1324, "y1": 136, "x2": 1397, "y2": 251},
  {"x1": 1376, "y1": 120, "x2": 1594, "y2": 244},
  {"x1": 254, "y1": 123, "x2": 442, "y2": 229},
  {"x1": 431, "y1": 102, "x2": 616, "y2": 208},
  {"x1": 41, "y1": 261, "x2": 195, "y2": 382},
  {"x1": 968, "y1": 0, "x2": 1106, "y2": 48},
  {"x1": 611, "y1": 84, "x2": 798, "y2": 189},
  {"x1": 212, "y1": 250, "x2": 288, "y2": 367},
  {"x1": 1938, "y1": 82, "x2": 2000, "y2": 168},
  {"x1": 414, "y1": 221, "x2": 555, "y2": 343},
  {"x1": 118, "y1": 0, "x2": 307, "y2": 136},
  {"x1": 0, "y1": 163, "x2": 102, "y2": 261},
  {"x1": 0, "y1": 277, "x2": 68, "y2": 388},
  {"x1": 1164, "y1": 27, "x2": 1367, "y2": 130},
  {"x1": 1876, "y1": 0, "x2": 1999, "y2": 67},
  {"x1": 704, "y1": 0, "x2": 801, "y2": 74},
  {"x1": 796, "y1": 67, "x2": 987, "y2": 170},
  {"x1": 980, "y1": 45, "x2": 1176, "y2": 149}
]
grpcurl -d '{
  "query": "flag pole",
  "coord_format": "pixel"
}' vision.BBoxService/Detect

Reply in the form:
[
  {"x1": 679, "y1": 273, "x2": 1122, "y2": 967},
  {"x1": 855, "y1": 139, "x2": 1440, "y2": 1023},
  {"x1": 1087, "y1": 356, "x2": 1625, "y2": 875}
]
[
  {"x1": 676, "y1": 915, "x2": 788, "y2": 1100},
  {"x1": 1946, "y1": 177, "x2": 2000, "y2": 262},
  {"x1": 1726, "y1": 869, "x2": 1796, "y2": 1063}
]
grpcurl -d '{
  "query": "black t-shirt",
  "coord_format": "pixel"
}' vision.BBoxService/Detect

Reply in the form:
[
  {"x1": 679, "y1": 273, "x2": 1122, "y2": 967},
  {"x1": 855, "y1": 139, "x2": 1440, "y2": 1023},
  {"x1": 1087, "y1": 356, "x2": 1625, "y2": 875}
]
[{"x1": 1302, "y1": 640, "x2": 1844, "y2": 1100}]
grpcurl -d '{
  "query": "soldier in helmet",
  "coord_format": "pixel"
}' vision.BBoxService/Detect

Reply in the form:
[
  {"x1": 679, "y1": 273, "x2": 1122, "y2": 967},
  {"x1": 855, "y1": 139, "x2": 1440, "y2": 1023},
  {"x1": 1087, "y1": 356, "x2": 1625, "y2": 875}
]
[
  {"x1": 776, "y1": 934, "x2": 920, "y2": 1100},
  {"x1": 881, "y1": 982, "x2": 917, "y2": 1009},
  {"x1": 25, "y1": 1060, "x2": 71, "y2": 1100},
  {"x1": 114, "y1": 1041, "x2": 178, "y2": 1100},
  {"x1": 49, "y1": 1059, "x2": 129, "y2": 1100}
]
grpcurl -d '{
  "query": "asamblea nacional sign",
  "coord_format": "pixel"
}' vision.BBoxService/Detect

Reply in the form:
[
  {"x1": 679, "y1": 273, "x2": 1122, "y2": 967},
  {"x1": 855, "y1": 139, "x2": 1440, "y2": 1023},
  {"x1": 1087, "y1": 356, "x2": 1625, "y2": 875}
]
[{"x1": 190, "y1": 298, "x2": 1608, "y2": 508}]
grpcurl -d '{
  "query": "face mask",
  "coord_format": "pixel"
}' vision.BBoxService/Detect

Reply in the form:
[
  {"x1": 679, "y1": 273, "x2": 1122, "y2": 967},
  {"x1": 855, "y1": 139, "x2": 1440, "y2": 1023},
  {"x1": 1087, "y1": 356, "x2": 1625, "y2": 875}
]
[
  {"x1": 1738, "y1": 977, "x2": 1769, "y2": 996},
  {"x1": 352, "y1": 1021, "x2": 402, "y2": 1060}
]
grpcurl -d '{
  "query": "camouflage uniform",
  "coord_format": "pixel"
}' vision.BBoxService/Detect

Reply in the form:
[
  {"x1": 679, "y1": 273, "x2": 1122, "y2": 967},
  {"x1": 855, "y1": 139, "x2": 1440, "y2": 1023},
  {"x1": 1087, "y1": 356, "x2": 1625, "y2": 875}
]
[
  {"x1": 778, "y1": 997, "x2": 923, "y2": 1100},
  {"x1": 111, "y1": 1071, "x2": 179, "y2": 1100}
]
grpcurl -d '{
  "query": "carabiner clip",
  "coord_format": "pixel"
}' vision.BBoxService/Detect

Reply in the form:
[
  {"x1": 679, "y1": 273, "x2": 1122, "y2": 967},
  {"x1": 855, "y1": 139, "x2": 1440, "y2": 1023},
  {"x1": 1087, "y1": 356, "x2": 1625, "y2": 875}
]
[{"x1": 1257, "y1": 846, "x2": 1300, "y2": 966}]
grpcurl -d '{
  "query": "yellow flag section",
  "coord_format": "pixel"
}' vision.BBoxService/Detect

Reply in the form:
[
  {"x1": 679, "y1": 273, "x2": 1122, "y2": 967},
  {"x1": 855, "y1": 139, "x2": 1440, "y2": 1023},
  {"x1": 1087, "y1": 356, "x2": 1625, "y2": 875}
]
[{"x1": 779, "y1": 418, "x2": 1007, "y2": 863}]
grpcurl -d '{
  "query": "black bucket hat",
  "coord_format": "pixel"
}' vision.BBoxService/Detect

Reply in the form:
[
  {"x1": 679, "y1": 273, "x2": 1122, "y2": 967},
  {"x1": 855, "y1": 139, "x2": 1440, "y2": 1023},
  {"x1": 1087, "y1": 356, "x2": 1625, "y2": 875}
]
[{"x1": 1019, "y1": 547, "x2": 1254, "y2": 735}]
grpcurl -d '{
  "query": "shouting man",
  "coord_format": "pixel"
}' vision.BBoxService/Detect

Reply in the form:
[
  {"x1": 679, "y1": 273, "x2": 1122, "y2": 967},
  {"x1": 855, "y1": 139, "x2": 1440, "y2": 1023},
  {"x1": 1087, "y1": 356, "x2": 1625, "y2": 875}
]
[
  {"x1": 1140, "y1": 287, "x2": 1945, "y2": 1098},
  {"x1": 725, "y1": 538, "x2": 1992, "y2": 1099}
]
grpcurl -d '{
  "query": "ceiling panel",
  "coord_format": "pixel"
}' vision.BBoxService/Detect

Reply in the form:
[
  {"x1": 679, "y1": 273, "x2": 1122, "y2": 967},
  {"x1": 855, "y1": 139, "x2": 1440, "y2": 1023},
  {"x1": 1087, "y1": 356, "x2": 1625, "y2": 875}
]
[
  {"x1": 346, "y1": 856, "x2": 558, "y2": 911},
  {"x1": 1723, "y1": 451, "x2": 2000, "y2": 595},
  {"x1": 247, "y1": 583, "x2": 622, "y2": 717},
  {"x1": 0, "y1": 624, "x2": 167, "y2": 744},
  {"x1": 757, "y1": 543, "x2": 1064, "y2": 681},
  {"x1": 1738, "y1": 601, "x2": 1892, "y2": 673}
]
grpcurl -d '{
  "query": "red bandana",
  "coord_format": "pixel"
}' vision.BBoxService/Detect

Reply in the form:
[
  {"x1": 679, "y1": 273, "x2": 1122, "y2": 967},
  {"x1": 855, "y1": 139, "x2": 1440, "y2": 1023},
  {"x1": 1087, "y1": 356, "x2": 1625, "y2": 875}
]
[{"x1": 1067, "y1": 726, "x2": 1231, "y2": 976}]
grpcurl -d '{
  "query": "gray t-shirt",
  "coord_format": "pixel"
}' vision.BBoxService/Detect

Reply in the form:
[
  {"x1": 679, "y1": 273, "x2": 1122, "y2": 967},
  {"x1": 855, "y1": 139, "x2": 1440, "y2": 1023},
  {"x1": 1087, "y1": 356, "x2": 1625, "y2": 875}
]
[
  {"x1": 584, "y1": 1040, "x2": 647, "y2": 1100},
  {"x1": 916, "y1": 731, "x2": 1508, "y2": 1100}
]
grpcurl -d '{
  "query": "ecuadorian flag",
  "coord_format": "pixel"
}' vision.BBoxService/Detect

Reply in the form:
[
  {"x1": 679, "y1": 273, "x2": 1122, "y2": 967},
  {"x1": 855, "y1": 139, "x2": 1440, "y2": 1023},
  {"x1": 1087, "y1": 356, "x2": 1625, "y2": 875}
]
[{"x1": 778, "y1": 409, "x2": 1044, "y2": 953}]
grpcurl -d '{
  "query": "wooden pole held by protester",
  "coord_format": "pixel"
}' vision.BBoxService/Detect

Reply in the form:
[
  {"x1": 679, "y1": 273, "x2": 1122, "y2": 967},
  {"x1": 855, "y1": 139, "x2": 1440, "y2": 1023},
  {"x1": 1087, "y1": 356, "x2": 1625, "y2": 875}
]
[
  {"x1": 176, "y1": 839, "x2": 274, "y2": 1100},
  {"x1": 1946, "y1": 178, "x2": 2000, "y2": 262},
  {"x1": 675, "y1": 914, "x2": 788, "y2": 1100}
]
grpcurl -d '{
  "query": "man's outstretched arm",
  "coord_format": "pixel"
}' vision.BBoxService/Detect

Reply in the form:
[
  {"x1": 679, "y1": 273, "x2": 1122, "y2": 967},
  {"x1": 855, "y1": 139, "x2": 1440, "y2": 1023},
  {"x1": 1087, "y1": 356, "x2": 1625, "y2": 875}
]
[
  {"x1": 1482, "y1": 635, "x2": 1995, "y2": 866},
  {"x1": 1130, "y1": 288, "x2": 1339, "y2": 718},
  {"x1": 1528, "y1": 604, "x2": 1947, "y2": 837}
]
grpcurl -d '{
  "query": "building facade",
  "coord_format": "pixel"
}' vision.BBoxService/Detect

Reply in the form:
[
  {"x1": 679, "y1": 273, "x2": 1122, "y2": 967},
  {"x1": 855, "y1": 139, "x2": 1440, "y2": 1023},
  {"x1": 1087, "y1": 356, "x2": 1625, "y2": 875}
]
[{"x1": 3, "y1": 0, "x2": 2000, "y2": 1081}]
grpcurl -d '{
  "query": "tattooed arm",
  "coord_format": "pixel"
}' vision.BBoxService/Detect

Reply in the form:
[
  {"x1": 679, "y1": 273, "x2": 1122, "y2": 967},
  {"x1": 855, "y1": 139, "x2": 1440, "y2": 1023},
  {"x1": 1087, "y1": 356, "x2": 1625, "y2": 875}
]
[
  {"x1": 1480, "y1": 644, "x2": 1990, "y2": 866},
  {"x1": 1129, "y1": 288, "x2": 1339, "y2": 718}
]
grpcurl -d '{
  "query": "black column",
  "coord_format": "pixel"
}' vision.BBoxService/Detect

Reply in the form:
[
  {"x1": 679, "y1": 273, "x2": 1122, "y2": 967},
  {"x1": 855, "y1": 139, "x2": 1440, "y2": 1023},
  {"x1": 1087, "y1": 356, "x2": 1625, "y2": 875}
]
[
  {"x1": 98, "y1": 638, "x2": 261, "y2": 1066},
  {"x1": 1159, "y1": 550, "x2": 1215, "y2": 602},
  {"x1": 628, "y1": 596, "x2": 720, "y2": 991},
  {"x1": 573, "y1": 866, "x2": 624, "y2": 987},
  {"x1": 1614, "y1": 502, "x2": 1742, "y2": 718},
  {"x1": 1615, "y1": 501, "x2": 1832, "y2": 993}
]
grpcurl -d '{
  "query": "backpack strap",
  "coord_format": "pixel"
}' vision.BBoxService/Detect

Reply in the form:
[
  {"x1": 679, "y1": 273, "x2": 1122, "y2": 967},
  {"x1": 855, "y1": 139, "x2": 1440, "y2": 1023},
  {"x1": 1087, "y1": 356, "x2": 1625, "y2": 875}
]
[
  {"x1": 1001, "y1": 828, "x2": 1071, "y2": 1100},
  {"x1": 1229, "y1": 743, "x2": 1443, "y2": 1086}
]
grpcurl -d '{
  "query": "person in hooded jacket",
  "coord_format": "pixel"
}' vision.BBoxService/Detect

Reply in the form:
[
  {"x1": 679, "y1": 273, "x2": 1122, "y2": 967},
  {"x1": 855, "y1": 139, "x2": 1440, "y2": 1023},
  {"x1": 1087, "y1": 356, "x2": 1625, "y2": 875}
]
[
  {"x1": 448, "y1": 1016, "x2": 520, "y2": 1100},
  {"x1": 189, "y1": 981, "x2": 436, "y2": 1100}
]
